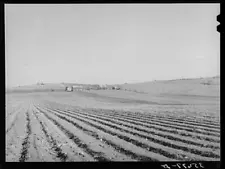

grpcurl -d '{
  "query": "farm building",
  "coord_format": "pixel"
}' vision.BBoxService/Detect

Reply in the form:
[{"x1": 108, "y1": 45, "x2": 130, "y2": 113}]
[
  {"x1": 89, "y1": 84, "x2": 101, "y2": 90},
  {"x1": 65, "y1": 86, "x2": 73, "y2": 92},
  {"x1": 72, "y1": 85, "x2": 84, "y2": 91},
  {"x1": 100, "y1": 84, "x2": 107, "y2": 90},
  {"x1": 37, "y1": 82, "x2": 44, "y2": 86},
  {"x1": 112, "y1": 86, "x2": 121, "y2": 90}
]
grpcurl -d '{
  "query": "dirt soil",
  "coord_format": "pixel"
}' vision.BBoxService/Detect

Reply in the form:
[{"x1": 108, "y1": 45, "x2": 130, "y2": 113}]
[{"x1": 6, "y1": 90, "x2": 220, "y2": 162}]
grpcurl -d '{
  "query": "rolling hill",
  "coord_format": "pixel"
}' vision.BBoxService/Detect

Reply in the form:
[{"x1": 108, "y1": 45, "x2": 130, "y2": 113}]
[{"x1": 119, "y1": 76, "x2": 220, "y2": 97}]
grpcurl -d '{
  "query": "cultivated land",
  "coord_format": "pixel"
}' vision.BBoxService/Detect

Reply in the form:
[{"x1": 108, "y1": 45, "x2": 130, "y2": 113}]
[{"x1": 6, "y1": 77, "x2": 220, "y2": 161}]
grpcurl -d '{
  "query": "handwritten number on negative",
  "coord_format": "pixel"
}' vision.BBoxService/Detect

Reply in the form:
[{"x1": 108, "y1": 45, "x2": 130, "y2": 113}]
[
  {"x1": 161, "y1": 163, "x2": 204, "y2": 169},
  {"x1": 161, "y1": 164, "x2": 171, "y2": 169}
]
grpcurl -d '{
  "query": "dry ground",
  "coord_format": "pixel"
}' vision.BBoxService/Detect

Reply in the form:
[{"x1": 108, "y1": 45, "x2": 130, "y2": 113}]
[
  {"x1": 6, "y1": 92, "x2": 220, "y2": 161},
  {"x1": 6, "y1": 77, "x2": 220, "y2": 161}
]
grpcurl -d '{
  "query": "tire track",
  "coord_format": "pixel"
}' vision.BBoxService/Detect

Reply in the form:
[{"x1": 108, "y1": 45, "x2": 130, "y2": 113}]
[
  {"x1": 33, "y1": 111, "x2": 68, "y2": 162},
  {"x1": 34, "y1": 107, "x2": 110, "y2": 161},
  {"x1": 46, "y1": 107, "x2": 219, "y2": 159},
  {"x1": 35, "y1": 106, "x2": 158, "y2": 161},
  {"x1": 19, "y1": 111, "x2": 31, "y2": 162}
]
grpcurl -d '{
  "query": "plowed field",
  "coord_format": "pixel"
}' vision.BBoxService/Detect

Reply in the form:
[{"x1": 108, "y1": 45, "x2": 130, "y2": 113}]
[{"x1": 6, "y1": 94, "x2": 220, "y2": 162}]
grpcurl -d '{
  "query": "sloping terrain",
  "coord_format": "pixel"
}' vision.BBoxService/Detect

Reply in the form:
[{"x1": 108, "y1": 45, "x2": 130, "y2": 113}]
[
  {"x1": 6, "y1": 76, "x2": 220, "y2": 161},
  {"x1": 120, "y1": 76, "x2": 220, "y2": 97},
  {"x1": 6, "y1": 92, "x2": 220, "y2": 162},
  {"x1": 87, "y1": 76, "x2": 220, "y2": 105}
]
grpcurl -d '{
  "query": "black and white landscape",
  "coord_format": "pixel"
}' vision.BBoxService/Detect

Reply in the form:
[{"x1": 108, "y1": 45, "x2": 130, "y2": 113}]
[{"x1": 5, "y1": 4, "x2": 220, "y2": 162}]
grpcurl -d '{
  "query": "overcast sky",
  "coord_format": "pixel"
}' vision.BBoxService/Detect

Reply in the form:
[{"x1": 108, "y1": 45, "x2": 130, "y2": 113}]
[{"x1": 5, "y1": 4, "x2": 220, "y2": 87}]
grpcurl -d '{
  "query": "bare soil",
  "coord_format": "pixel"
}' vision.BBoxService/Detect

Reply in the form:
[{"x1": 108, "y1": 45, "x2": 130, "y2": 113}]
[{"x1": 6, "y1": 88, "x2": 220, "y2": 161}]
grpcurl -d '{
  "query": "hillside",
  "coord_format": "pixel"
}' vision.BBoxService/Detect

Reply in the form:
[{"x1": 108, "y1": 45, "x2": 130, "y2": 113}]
[
  {"x1": 7, "y1": 83, "x2": 65, "y2": 93},
  {"x1": 6, "y1": 76, "x2": 220, "y2": 100},
  {"x1": 119, "y1": 76, "x2": 220, "y2": 97}
]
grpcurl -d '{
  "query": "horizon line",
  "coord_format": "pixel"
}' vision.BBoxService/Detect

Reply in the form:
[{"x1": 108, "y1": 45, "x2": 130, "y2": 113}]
[{"x1": 6, "y1": 74, "x2": 220, "y2": 89}]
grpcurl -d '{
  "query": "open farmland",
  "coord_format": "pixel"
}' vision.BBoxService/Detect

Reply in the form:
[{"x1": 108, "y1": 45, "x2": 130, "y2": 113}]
[
  {"x1": 6, "y1": 3, "x2": 220, "y2": 163},
  {"x1": 6, "y1": 81, "x2": 220, "y2": 162}
]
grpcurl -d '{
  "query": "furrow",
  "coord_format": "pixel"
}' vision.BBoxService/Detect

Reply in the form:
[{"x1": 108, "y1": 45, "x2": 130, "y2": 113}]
[
  {"x1": 56, "y1": 106, "x2": 220, "y2": 143},
  {"x1": 39, "y1": 106, "x2": 159, "y2": 161},
  {"x1": 39, "y1": 106, "x2": 199, "y2": 161},
  {"x1": 87, "y1": 109, "x2": 220, "y2": 137},
  {"x1": 37, "y1": 102, "x2": 220, "y2": 143},
  {"x1": 19, "y1": 111, "x2": 32, "y2": 162},
  {"x1": 33, "y1": 111, "x2": 69, "y2": 162},
  {"x1": 35, "y1": 107, "x2": 110, "y2": 161},
  {"x1": 90, "y1": 109, "x2": 220, "y2": 135},
  {"x1": 120, "y1": 109, "x2": 220, "y2": 126},
  {"x1": 155, "y1": 112, "x2": 220, "y2": 126},
  {"x1": 53, "y1": 108, "x2": 219, "y2": 150},
  {"x1": 48, "y1": 107, "x2": 220, "y2": 159},
  {"x1": 116, "y1": 111, "x2": 220, "y2": 130}
]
